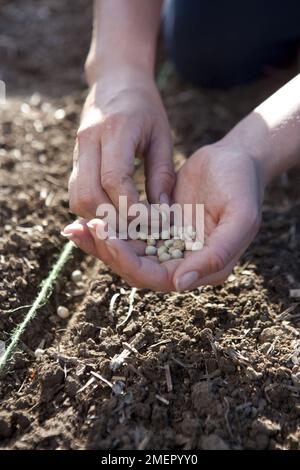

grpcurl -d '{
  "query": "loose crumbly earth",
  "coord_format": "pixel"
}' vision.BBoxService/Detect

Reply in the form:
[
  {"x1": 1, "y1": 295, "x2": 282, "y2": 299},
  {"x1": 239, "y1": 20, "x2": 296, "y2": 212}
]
[{"x1": 1, "y1": 0, "x2": 300, "y2": 450}]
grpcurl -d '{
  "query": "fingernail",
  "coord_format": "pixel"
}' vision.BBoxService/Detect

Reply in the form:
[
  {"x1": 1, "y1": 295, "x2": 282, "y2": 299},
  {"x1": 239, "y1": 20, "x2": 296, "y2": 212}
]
[
  {"x1": 105, "y1": 240, "x2": 116, "y2": 259},
  {"x1": 176, "y1": 271, "x2": 198, "y2": 291},
  {"x1": 160, "y1": 193, "x2": 170, "y2": 205}
]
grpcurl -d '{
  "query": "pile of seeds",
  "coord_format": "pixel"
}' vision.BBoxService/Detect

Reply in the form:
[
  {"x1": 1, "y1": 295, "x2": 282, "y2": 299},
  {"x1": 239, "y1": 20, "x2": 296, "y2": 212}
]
[{"x1": 141, "y1": 226, "x2": 203, "y2": 263}]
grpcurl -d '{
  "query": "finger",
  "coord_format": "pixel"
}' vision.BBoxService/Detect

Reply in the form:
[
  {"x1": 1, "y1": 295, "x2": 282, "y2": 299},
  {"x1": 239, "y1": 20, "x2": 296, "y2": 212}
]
[
  {"x1": 87, "y1": 219, "x2": 173, "y2": 291},
  {"x1": 69, "y1": 131, "x2": 111, "y2": 219},
  {"x1": 100, "y1": 118, "x2": 140, "y2": 210},
  {"x1": 173, "y1": 209, "x2": 260, "y2": 291},
  {"x1": 145, "y1": 127, "x2": 175, "y2": 204},
  {"x1": 61, "y1": 219, "x2": 98, "y2": 257}
]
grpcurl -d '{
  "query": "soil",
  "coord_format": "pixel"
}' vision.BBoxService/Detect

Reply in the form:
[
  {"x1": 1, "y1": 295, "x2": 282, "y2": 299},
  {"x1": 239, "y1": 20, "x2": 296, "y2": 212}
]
[{"x1": 1, "y1": 0, "x2": 300, "y2": 451}]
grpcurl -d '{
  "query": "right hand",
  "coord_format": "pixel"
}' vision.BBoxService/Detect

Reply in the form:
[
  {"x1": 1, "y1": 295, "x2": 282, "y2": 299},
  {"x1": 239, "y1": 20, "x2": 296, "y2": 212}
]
[{"x1": 68, "y1": 67, "x2": 175, "y2": 219}]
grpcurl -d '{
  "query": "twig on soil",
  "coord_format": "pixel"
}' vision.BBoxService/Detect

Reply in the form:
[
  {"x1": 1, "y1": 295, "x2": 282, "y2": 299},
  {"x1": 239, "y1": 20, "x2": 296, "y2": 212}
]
[
  {"x1": 116, "y1": 287, "x2": 137, "y2": 328},
  {"x1": 150, "y1": 339, "x2": 171, "y2": 350},
  {"x1": 164, "y1": 364, "x2": 173, "y2": 392}
]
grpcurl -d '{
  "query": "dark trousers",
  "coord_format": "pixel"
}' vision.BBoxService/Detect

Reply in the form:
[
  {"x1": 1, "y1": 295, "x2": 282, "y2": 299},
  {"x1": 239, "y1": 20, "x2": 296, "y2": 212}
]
[{"x1": 163, "y1": 0, "x2": 300, "y2": 87}]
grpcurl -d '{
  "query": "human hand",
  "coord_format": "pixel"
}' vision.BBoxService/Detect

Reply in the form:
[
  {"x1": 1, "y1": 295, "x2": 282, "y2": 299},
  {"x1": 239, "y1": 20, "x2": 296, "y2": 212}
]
[{"x1": 68, "y1": 67, "x2": 175, "y2": 219}]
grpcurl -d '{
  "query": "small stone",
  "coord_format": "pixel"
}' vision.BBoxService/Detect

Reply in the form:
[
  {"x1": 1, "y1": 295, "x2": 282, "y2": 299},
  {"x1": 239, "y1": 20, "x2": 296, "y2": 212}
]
[
  {"x1": 57, "y1": 306, "x2": 70, "y2": 319},
  {"x1": 71, "y1": 269, "x2": 82, "y2": 283},
  {"x1": 159, "y1": 253, "x2": 171, "y2": 263},
  {"x1": 145, "y1": 246, "x2": 157, "y2": 256},
  {"x1": 171, "y1": 249, "x2": 183, "y2": 259}
]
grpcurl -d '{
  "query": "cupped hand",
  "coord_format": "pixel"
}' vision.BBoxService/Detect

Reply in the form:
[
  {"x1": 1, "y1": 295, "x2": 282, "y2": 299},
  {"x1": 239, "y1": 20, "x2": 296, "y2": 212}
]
[
  {"x1": 171, "y1": 143, "x2": 264, "y2": 290},
  {"x1": 68, "y1": 67, "x2": 175, "y2": 219},
  {"x1": 63, "y1": 142, "x2": 265, "y2": 292}
]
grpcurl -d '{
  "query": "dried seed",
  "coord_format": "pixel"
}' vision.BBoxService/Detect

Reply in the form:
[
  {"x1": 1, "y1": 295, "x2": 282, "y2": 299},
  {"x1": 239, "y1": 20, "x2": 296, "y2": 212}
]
[
  {"x1": 157, "y1": 245, "x2": 168, "y2": 256},
  {"x1": 185, "y1": 241, "x2": 194, "y2": 251},
  {"x1": 145, "y1": 246, "x2": 157, "y2": 256},
  {"x1": 147, "y1": 238, "x2": 157, "y2": 246},
  {"x1": 159, "y1": 252, "x2": 171, "y2": 263}
]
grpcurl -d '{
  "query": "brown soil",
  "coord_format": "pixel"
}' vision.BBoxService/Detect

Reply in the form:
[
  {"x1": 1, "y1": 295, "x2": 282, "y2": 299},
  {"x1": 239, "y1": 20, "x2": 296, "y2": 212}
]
[{"x1": 1, "y1": 0, "x2": 300, "y2": 451}]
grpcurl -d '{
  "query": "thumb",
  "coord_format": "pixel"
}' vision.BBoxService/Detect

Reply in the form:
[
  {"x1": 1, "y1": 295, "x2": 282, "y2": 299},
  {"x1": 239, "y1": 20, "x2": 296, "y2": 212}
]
[{"x1": 173, "y1": 209, "x2": 260, "y2": 291}]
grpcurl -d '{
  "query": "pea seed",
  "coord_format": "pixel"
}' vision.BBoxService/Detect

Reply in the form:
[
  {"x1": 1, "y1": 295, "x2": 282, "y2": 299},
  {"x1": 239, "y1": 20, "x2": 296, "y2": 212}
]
[
  {"x1": 161, "y1": 230, "x2": 170, "y2": 239},
  {"x1": 147, "y1": 238, "x2": 157, "y2": 246},
  {"x1": 34, "y1": 348, "x2": 45, "y2": 359},
  {"x1": 164, "y1": 239, "x2": 174, "y2": 248}
]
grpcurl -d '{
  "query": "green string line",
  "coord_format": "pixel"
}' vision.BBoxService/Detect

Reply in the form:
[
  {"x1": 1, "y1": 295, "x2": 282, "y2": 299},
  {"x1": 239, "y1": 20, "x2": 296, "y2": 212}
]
[{"x1": 0, "y1": 241, "x2": 75, "y2": 375}]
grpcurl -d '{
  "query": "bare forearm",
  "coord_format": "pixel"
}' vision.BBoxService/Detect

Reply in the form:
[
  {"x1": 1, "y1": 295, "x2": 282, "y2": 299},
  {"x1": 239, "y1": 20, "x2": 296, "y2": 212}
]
[
  {"x1": 222, "y1": 74, "x2": 300, "y2": 185},
  {"x1": 86, "y1": 0, "x2": 163, "y2": 83}
]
